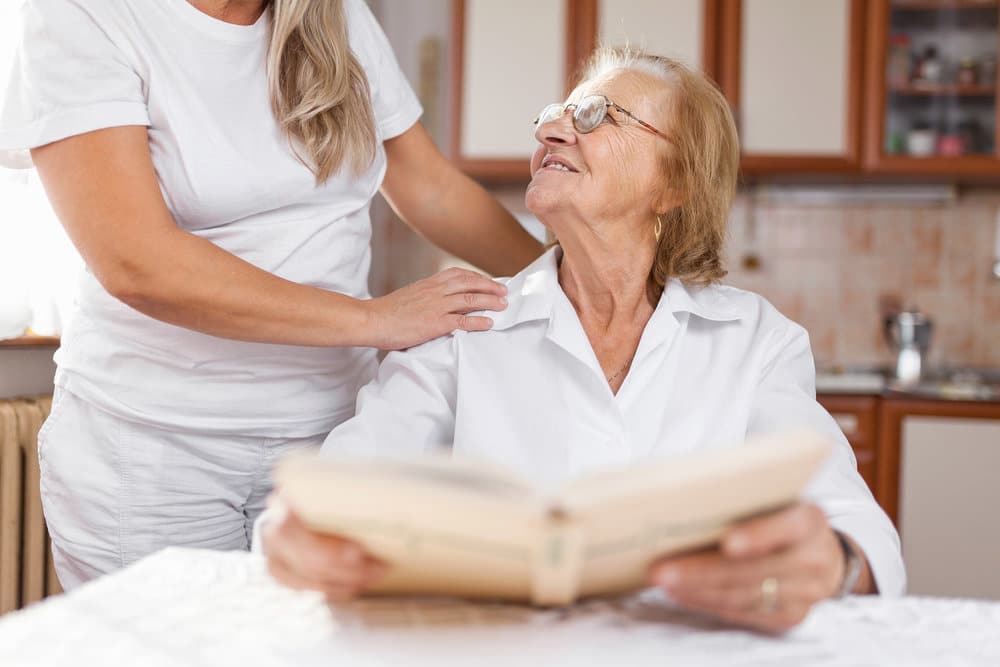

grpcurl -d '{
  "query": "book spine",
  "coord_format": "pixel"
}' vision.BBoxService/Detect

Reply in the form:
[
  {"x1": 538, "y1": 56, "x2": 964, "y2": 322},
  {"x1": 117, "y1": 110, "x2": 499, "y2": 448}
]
[{"x1": 529, "y1": 509, "x2": 583, "y2": 606}]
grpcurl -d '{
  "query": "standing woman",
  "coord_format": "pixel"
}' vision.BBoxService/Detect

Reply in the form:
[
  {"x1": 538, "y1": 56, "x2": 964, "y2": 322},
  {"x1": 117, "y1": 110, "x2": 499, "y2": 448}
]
[{"x1": 0, "y1": 0, "x2": 541, "y2": 588}]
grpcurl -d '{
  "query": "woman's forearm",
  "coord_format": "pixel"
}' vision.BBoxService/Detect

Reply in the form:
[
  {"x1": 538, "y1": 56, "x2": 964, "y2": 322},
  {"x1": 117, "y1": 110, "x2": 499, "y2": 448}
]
[
  {"x1": 381, "y1": 124, "x2": 543, "y2": 277},
  {"x1": 115, "y1": 227, "x2": 374, "y2": 347}
]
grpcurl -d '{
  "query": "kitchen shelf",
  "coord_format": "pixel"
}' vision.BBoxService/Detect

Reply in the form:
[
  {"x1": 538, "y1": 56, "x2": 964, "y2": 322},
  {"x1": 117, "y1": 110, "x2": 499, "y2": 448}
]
[
  {"x1": 889, "y1": 83, "x2": 996, "y2": 96},
  {"x1": 891, "y1": 1, "x2": 999, "y2": 11},
  {"x1": 0, "y1": 336, "x2": 60, "y2": 348}
]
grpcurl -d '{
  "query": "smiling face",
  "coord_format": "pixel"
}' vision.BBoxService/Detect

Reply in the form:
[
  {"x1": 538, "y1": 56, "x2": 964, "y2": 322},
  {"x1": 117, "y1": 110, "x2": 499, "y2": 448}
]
[{"x1": 525, "y1": 69, "x2": 674, "y2": 238}]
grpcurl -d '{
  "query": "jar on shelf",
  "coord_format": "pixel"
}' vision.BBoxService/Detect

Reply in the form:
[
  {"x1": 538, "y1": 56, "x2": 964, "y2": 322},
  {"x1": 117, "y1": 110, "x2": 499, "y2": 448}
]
[
  {"x1": 916, "y1": 45, "x2": 943, "y2": 84},
  {"x1": 907, "y1": 121, "x2": 937, "y2": 157},
  {"x1": 956, "y1": 59, "x2": 979, "y2": 87},
  {"x1": 887, "y1": 34, "x2": 912, "y2": 87}
]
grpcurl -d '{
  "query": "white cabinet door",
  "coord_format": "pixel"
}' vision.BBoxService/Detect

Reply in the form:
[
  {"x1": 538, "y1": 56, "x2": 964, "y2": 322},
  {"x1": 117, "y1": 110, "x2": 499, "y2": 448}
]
[
  {"x1": 734, "y1": 0, "x2": 860, "y2": 165},
  {"x1": 455, "y1": 0, "x2": 566, "y2": 167},
  {"x1": 899, "y1": 416, "x2": 1000, "y2": 600},
  {"x1": 597, "y1": 0, "x2": 708, "y2": 72}
]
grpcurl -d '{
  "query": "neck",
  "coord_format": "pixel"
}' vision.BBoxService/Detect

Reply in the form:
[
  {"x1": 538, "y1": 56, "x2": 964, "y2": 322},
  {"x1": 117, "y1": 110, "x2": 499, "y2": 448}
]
[
  {"x1": 555, "y1": 216, "x2": 660, "y2": 330},
  {"x1": 188, "y1": 0, "x2": 267, "y2": 25}
]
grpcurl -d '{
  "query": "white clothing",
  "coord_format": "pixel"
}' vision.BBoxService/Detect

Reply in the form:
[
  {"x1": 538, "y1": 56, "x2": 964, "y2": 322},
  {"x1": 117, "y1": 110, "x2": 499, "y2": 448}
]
[
  {"x1": 319, "y1": 248, "x2": 906, "y2": 596},
  {"x1": 38, "y1": 385, "x2": 325, "y2": 590},
  {"x1": 0, "y1": 0, "x2": 422, "y2": 436}
]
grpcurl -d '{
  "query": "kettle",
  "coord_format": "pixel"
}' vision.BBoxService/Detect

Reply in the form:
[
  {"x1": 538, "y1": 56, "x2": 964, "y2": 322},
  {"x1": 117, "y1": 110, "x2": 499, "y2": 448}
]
[{"x1": 884, "y1": 308, "x2": 933, "y2": 384}]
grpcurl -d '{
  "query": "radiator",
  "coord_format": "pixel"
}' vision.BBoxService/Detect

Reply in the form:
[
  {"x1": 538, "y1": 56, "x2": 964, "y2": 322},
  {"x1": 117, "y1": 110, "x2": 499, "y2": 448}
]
[{"x1": 0, "y1": 396, "x2": 62, "y2": 614}]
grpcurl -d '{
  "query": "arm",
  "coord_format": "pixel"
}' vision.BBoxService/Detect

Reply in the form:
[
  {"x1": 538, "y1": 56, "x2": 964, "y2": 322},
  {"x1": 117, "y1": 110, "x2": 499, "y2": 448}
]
[
  {"x1": 650, "y1": 321, "x2": 903, "y2": 632},
  {"x1": 31, "y1": 127, "x2": 507, "y2": 350},
  {"x1": 381, "y1": 123, "x2": 543, "y2": 277}
]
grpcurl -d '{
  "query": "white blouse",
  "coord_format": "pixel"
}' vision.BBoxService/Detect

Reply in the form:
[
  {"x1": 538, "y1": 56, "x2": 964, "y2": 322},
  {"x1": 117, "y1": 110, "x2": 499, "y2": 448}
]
[{"x1": 321, "y1": 247, "x2": 906, "y2": 596}]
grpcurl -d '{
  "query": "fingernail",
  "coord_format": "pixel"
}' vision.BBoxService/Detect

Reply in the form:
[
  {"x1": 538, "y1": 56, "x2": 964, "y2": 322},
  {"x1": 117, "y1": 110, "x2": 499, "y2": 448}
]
[
  {"x1": 500, "y1": 296, "x2": 508, "y2": 305},
  {"x1": 656, "y1": 567, "x2": 680, "y2": 588}
]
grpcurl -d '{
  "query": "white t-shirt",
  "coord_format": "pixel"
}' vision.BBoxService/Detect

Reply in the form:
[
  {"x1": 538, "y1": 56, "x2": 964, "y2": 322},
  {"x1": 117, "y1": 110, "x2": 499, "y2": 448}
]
[{"x1": 0, "y1": 0, "x2": 423, "y2": 436}]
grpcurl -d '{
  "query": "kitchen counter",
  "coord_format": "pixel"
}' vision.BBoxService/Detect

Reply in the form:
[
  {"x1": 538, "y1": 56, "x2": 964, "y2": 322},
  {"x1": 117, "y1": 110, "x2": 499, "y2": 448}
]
[{"x1": 816, "y1": 367, "x2": 1000, "y2": 403}]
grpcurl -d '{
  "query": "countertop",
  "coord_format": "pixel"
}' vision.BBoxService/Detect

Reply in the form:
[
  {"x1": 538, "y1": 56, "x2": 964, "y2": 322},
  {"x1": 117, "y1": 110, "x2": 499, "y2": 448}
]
[{"x1": 816, "y1": 367, "x2": 1000, "y2": 402}]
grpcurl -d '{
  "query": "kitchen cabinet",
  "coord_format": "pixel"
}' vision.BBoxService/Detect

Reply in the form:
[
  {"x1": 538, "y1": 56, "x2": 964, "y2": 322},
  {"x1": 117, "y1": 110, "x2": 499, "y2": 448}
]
[
  {"x1": 864, "y1": 0, "x2": 1000, "y2": 176},
  {"x1": 448, "y1": 0, "x2": 719, "y2": 182},
  {"x1": 718, "y1": 0, "x2": 866, "y2": 174},
  {"x1": 817, "y1": 394, "x2": 880, "y2": 496},
  {"x1": 878, "y1": 402, "x2": 1000, "y2": 599},
  {"x1": 449, "y1": 0, "x2": 570, "y2": 180}
]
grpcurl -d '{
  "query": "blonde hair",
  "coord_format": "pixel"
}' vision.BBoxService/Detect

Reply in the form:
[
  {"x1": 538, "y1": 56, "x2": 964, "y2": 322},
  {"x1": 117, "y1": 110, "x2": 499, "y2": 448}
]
[
  {"x1": 580, "y1": 48, "x2": 739, "y2": 287},
  {"x1": 267, "y1": 0, "x2": 377, "y2": 183}
]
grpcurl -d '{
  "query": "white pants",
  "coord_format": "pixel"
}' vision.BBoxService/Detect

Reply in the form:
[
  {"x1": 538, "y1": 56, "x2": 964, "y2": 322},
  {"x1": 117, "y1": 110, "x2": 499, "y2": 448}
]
[{"x1": 38, "y1": 387, "x2": 325, "y2": 590}]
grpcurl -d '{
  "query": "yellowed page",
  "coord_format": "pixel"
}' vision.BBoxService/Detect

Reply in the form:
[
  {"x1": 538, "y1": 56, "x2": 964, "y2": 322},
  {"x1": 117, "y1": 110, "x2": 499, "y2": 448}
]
[
  {"x1": 276, "y1": 455, "x2": 550, "y2": 602},
  {"x1": 558, "y1": 431, "x2": 831, "y2": 598}
]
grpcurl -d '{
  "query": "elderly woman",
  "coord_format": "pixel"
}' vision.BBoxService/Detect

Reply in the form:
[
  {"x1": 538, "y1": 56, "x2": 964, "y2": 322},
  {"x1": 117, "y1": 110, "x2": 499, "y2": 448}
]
[{"x1": 261, "y1": 49, "x2": 904, "y2": 632}]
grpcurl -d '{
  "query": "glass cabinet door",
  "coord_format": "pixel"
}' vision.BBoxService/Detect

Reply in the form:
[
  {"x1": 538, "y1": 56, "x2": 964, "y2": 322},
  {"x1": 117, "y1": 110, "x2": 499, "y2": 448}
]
[{"x1": 870, "y1": 0, "x2": 1000, "y2": 172}]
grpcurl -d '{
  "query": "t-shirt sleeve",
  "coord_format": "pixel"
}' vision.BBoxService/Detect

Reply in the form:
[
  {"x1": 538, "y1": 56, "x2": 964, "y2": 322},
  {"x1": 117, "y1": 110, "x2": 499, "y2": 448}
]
[
  {"x1": 0, "y1": 0, "x2": 150, "y2": 168},
  {"x1": 344, "y1": 0, "x2": 423, "y2": 141}
]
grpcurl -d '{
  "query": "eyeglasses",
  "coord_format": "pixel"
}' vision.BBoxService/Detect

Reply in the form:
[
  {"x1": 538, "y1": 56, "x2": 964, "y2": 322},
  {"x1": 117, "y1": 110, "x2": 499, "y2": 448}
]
[{"x1": 533, "y1": 95, "x2": 670, "y2": 142}]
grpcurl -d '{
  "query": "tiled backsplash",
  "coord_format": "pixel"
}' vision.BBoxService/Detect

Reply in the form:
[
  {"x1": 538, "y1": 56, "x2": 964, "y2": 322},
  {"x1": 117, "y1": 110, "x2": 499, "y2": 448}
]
[
  {"x1": 724, "y1": 191, "x2": 1000, "y2": 368},
  {"x1": 371, "y1": 188, "x2": 1000, "y2": 369}
]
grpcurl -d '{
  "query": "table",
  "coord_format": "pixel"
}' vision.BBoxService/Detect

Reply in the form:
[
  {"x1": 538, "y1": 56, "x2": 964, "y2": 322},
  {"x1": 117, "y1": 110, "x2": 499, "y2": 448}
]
[{"x1": 1, "y1": 548, "x2": 998, "y2": 666}]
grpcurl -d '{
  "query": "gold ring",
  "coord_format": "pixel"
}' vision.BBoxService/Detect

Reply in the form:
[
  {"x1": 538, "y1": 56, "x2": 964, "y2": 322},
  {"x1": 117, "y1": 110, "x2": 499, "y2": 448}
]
[{"x1": 759, "y1": 576, "x2": 779, "y2": 614}]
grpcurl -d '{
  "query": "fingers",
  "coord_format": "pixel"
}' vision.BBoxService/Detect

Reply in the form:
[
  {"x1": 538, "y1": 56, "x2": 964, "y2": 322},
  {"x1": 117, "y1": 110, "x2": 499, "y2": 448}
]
[
  {"x1": 722, "y1": 502, "x2": 827, "y2": 559},
  {"x1": 447, "y1": 291, "x2": 508, "y2": 315},
  {"x1": 436, "y1": 267, "x2": 508, "y2": 298},
  {"x1": 264, "y1": 505, "x2": 386, "y2": 598}
]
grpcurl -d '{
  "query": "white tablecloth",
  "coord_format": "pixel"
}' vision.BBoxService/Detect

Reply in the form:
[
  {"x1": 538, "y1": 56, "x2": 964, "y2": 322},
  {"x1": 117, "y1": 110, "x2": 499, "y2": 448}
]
[{"x1": 1, "y1": 548, "x2": 998, "y2": 666}]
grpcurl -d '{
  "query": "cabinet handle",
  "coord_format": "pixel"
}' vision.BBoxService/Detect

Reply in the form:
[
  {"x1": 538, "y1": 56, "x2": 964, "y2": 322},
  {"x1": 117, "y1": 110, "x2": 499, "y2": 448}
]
[{"x1": 832, "y1": 413, "x2": 859, "y2": 436}]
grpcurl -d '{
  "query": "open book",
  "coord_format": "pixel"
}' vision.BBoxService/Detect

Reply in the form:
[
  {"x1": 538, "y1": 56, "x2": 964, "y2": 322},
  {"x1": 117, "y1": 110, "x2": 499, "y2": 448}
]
[{"x1": 276, "y1": 431, "x2": 830, "y2": 606}]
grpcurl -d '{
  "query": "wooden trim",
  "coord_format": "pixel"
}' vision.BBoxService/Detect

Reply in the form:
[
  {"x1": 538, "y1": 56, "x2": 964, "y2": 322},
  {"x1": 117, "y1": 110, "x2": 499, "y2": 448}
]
[
  {"x1": 864, "y1": 0, "x2": 890, "y2": 170},
  {"x1": 718, "y1": 0, "x2": 742, "y2": 116},
  {"x1": 702, "y1": 0, "x2": 721, "y2": 81},
  {"x1": 448, "y1": 0, "x2": 465, "y2": 163},
  {"x1": 996, "y1": 9, "x2": 1000, "y2": 159},
  {"x1": 567, "y1": 0, "x2": 597, "y2": 92},
  {"x1": 877, "y1": 398, "x2": 1000, "y2": 526},
  {"x1": 0, "y1": 336, "x2": 60, "y2": 349}
]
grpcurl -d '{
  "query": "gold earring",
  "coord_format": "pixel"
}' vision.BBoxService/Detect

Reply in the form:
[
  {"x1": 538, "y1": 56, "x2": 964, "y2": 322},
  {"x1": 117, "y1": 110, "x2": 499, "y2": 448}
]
[{"x1": 654, "y1": 215, "x2": 663, "y2": 241}]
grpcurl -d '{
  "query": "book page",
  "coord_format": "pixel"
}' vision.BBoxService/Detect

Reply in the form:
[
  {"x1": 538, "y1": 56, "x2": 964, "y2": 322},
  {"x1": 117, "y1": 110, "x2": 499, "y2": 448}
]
[
  {"x1": 557, "y1": 431, "x2": 831, "y2": 598},
  {"x1": 276, "y1": 453, "x2": 549, "y2": 601}
]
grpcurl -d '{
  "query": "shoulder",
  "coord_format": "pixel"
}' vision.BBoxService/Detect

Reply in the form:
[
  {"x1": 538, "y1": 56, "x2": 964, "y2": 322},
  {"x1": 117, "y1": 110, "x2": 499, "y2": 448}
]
[{"x1": 679, "y1": 281, "x2": 808, "y2": 351}]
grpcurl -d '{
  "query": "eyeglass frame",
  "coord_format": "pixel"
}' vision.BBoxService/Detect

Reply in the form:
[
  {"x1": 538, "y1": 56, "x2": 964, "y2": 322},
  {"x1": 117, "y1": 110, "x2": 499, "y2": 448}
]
[{"x1": 533, "y1": 95, "x2": 671, "y2": 143}]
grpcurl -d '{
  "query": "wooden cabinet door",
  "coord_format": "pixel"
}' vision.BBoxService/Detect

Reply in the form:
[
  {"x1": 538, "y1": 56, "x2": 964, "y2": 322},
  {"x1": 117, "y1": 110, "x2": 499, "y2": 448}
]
[
  {"x1": 863, "y1": 0, "x2": 1000, "y2": 177},
  {"x1": 877, "y1": 398, "x2": 1000, "y2": 526},
  {"x1": 817, "y1": 394, "x2": 880, "y2": 498},
  {"x1": 449, "y1": 0, "x2": 719, "y2": 182},
  {"x1": 719, "y1": 0, "x2": 865, "y2": 174},
  {"x1": 897, "y1": 414, "x2": 1000, "y2": 599},
  {"x1": 449, "y1": 0, "x2": 571, "y2": 181},
  {"x1": 577, "y1": 0, "x2": 720, "y2": 77}
]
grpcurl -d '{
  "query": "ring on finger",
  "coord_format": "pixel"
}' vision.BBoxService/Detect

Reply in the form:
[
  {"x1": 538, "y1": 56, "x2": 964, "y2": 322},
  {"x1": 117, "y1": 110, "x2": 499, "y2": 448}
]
[{"x1": 758, "y1": 576, "x2": 779, "y2": 615}]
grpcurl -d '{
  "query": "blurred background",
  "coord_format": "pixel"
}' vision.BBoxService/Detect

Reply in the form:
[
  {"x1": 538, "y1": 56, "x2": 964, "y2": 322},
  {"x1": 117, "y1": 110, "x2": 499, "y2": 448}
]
[{"x1": 1, "y1": 0, "x2": 999, "y2": 606}]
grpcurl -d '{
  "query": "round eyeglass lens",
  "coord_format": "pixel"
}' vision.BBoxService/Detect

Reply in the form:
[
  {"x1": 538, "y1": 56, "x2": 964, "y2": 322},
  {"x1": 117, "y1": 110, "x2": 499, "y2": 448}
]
[
  {"x1": 537, "y1": 104, "x2": 565, "y2": 126},
  {"x1": 574, "y1": 96, "x2": 607, "y2": 133}
]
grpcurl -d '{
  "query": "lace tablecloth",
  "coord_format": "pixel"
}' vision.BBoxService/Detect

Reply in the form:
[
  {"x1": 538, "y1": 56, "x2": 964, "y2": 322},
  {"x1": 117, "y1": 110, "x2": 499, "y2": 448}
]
[{"x1": 1, "y1": 547, "x2": 998, "y2": 666}]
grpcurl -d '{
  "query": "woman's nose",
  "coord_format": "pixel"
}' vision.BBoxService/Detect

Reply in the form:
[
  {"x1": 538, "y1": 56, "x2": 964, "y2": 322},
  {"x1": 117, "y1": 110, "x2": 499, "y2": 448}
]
[{"x1": 534, "y1": 112, "x2": 577, "y2": 147}]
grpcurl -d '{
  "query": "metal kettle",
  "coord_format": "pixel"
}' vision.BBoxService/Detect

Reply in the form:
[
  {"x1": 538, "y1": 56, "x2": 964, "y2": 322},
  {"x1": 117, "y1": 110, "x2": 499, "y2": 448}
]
[{"x1": 884, "y1": 308, "x2": 933, "y2": 384}]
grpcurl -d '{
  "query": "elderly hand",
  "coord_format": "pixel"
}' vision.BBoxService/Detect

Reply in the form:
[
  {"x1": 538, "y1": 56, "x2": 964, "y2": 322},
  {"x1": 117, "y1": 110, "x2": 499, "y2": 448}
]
[
  {"x1": 648, "y1": 502, "x2": 868, "y2": 633},
  {"x1": 262, "y1": 494, "x2": 387, "y2": 602}
]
